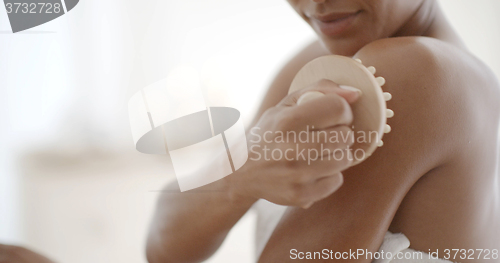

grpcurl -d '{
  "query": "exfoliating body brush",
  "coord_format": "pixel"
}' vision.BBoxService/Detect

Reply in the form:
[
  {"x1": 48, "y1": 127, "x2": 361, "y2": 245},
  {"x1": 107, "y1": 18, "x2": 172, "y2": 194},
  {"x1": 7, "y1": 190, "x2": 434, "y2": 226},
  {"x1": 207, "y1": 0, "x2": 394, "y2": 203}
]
[{"x1": 289, "y1": 55, "x2": 393, "y2": 165}]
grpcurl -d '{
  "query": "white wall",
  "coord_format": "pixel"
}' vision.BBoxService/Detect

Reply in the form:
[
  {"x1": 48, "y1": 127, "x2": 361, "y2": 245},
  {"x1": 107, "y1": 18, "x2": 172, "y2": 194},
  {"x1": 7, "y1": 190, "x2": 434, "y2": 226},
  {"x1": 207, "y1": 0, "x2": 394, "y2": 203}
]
[
  {"x1": 0, "y1": 0, "x2": 313, "y2": 262},
  {"x1": 439, "y1": 0, "x2": 500, "y2": 77}
]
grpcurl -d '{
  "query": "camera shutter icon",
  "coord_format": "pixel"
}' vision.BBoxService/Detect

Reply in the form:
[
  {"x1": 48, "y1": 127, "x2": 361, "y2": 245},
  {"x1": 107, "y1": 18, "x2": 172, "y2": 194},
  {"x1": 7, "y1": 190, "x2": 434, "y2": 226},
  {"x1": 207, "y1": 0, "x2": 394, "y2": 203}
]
[{"x1": 128, "y1": 74, "x2": 248, "y2": 192}]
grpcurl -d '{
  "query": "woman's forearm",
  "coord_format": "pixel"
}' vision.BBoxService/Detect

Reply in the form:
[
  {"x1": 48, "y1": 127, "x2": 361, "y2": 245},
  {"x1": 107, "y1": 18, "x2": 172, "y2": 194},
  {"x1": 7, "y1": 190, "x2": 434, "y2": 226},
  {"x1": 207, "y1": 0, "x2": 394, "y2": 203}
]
[
  {"x1": 145, "y1": 80, "x2": 362, "y2": 262},
  {"x1": 145, "y1": 177, "x2": 256, "y2": 263}
]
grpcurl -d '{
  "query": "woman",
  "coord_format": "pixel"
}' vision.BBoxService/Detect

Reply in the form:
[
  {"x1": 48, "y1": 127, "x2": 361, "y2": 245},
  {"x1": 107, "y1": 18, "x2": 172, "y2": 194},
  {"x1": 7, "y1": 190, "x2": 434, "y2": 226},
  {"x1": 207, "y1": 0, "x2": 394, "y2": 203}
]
[{"x1": 146, "y1": 0, "x2": 500, "y2": 262}]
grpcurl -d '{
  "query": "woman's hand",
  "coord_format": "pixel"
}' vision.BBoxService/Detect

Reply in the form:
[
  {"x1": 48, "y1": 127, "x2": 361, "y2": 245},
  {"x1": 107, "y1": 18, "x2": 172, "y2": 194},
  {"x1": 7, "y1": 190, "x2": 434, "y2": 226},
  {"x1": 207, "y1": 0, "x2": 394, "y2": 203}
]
[
  {"x1": 0, "y1": 244, "x2": 55, "y2": 263},
  {"x1": 227, "y1": 79, "x2": 361, "y2": 208}
]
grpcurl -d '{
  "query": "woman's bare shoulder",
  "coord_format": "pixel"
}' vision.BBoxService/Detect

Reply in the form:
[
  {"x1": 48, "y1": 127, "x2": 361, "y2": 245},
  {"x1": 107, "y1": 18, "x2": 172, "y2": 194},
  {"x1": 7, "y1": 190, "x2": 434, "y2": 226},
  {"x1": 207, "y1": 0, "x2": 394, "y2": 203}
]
[
  {"x1": 356, "y1": 36, "x2": 498, "y2": 86},
  {"x1": 355, "y1": 36, "x2": 500, "y2": 165}
]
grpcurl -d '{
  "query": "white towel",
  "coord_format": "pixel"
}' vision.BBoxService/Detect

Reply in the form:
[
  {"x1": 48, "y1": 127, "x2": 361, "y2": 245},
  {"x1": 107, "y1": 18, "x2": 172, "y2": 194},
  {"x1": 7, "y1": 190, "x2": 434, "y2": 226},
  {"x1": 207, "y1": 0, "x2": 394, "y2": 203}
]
[
  {"x1": 374, "y1": 232, "x2": 454, "y2": 263},
  {"x1": 253, "y1": 200, "x2": 454, "y2": 262}
]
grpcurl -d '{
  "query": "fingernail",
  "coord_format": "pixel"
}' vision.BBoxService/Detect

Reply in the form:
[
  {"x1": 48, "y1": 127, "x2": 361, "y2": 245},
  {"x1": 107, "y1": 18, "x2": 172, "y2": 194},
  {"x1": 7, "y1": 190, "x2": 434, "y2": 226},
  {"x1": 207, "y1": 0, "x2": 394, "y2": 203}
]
[{"x1": 339, "y1": 85, "x2": 362, "y2": 96}]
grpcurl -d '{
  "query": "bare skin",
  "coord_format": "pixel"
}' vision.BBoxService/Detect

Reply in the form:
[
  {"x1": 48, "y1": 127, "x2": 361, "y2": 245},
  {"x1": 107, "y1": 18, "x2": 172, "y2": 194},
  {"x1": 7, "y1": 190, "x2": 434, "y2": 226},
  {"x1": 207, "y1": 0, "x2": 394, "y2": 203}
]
[
  {"x1": 259, "y1": 38, "x2": 500, "y2": 262},
  {"x1": 147, "y1": 0, "x2": 500, "y2": 262},
  {"x1": 0, "y1": 244, "x2": 55, "y2": 263},
  {"x1": 146, "y1": 79, "x2": 361, "y2": 263}
]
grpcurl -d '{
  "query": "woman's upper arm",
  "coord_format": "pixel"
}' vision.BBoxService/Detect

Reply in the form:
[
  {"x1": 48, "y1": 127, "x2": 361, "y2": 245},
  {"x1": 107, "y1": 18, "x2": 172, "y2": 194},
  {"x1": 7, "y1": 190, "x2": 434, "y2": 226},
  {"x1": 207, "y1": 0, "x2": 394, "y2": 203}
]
[
  {"x1": 248, "y1": 40, "x2": 329, "y2": 128},
  {"x1": 258, "y1": 37, "x2": 461, "y2": 262}
]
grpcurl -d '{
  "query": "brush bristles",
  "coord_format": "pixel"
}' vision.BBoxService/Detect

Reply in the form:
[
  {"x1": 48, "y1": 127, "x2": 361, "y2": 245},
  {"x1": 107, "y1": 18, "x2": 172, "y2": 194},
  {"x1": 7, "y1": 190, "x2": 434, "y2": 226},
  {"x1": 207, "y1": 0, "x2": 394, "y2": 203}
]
[
  {"x1": 386, "y1": 109, "x2": 394, "y2": 118},
  {"x1": 383, "y1": 92, "x2": 392, "y2": 101},
  {"x1": 376, "y1": 77, "x2": 386, "y2": 86},
  {"x1": 367, "y1": 66, "x2": 376, "y2": 74}
]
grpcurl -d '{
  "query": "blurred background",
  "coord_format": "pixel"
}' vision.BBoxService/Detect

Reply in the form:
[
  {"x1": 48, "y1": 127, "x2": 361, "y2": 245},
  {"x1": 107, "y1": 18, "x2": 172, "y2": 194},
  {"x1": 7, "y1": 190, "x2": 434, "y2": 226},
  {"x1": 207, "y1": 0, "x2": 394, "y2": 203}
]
[{"x1": 0, "y1": 0, "x2": 499, "y2": 262}]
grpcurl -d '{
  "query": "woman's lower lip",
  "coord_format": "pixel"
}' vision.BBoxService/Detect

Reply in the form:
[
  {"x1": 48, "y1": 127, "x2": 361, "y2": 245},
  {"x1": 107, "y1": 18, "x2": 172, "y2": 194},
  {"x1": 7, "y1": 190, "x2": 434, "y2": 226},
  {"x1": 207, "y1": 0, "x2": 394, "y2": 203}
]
[{"x1": 313, "y1": 12, "x2": 359, "y2": 37}]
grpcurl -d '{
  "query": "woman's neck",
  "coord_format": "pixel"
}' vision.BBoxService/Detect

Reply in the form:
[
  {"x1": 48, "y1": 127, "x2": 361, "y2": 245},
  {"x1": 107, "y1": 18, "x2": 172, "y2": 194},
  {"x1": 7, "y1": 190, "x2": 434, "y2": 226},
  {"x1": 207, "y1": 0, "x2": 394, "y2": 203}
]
[{"x1": 393, "y1": 0, "x2": 466, "y2": 49}]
